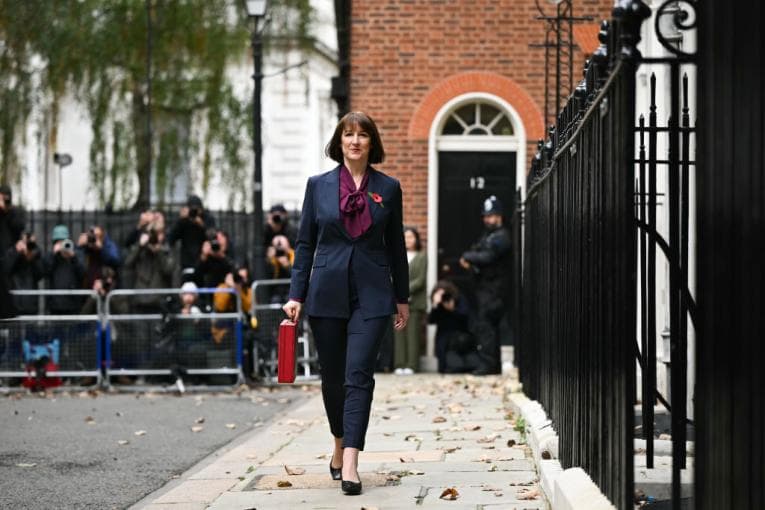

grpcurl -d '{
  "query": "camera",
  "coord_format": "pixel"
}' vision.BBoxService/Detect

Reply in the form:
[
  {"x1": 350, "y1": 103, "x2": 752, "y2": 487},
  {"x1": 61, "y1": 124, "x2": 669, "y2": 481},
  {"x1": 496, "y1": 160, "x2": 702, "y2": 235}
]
[
  {"x1": 441, "y1": 291, "x2": 453, "y2": 303},
  {"x1": 271, "y1": 213, "x2": 283, "y2": 225},
  {"x1": 274, "y1": 247, "x2": 286, "y2": 257},
  {"x1": 61, "y1": 239, "x2": 75, "y2": 253},
  {"x1": 210, "y1": 239, "x2": 221, "y2": 252},
  {"x1": 87, "y1": 228, "x2": 97, "y2": 245},
  {"x1": 232, "y1": 272, "x2": 244, "y2": 286},
  {"x1": 188, "y1": 207, "x2": 200, "y2": 219},
  {"x1": 23, "y1": 232, "x2": 37, "y2": 253},
  {"x1": 148, "y1": 228, "x2": 159, "y2": 245}
]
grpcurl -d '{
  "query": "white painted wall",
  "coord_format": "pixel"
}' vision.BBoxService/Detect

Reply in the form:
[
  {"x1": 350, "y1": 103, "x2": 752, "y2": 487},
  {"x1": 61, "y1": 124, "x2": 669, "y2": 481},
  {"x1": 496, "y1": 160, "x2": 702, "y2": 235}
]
[{"x1": 15, "y1": 0, "x2": 338, "y2": 213}]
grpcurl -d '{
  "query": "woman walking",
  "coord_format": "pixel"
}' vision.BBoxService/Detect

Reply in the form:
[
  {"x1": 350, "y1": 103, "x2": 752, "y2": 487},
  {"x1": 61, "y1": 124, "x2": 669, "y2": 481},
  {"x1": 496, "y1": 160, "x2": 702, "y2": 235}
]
[
  {"x1": 282, "y1": 111, "x2": 409, "y2": 496},
  {"x1": 393, "y1": 227, "x2": 426, "y2": 374}
]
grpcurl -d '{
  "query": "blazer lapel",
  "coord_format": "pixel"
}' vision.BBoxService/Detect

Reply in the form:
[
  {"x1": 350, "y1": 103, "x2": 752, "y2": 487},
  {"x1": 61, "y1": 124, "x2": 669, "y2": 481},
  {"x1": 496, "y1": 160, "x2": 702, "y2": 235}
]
[{"x1": 366, "y1": 167, "x2": 383, "y2": 225}]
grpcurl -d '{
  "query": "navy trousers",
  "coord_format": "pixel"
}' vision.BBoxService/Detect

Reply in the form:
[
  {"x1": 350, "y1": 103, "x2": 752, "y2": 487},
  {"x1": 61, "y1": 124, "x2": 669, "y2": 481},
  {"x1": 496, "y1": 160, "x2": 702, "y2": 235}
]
[{"x1": 309, "y1": 270, "x2": 389, "y2": 450}]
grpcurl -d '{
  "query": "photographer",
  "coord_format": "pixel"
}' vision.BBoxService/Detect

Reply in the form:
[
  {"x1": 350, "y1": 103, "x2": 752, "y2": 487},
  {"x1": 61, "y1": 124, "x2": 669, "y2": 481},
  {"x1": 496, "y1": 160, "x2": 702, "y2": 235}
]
[
  {"x1": 0, "y1": 184, "x2": 25, "y2": 255},
  {"x1": 264, "y1": 204, "x2": 296, "y2": 248},
  {"x1": 266, "y1": 234, "x2": 294, "y2": 279},
  {"x1": 167, "y1": 195, "x2": 216, "y2": 280},
  {"x1": 124, "y1": 227, "x2": 175, "y2": 308},
  {"x1": 2, "y1": 232, "x2": 43, "y2": 315},
  {"x1": 194, "y1": 229, "x2": 234, "y2": 290},
  {"x1": 213, "y1": 263, "x2": 256, "y2": 380},
  {"x1": 428, "y1": 280, "x2": 479, "y2": 374},
  {"x1": 43, "y1": 225, "x2": 86, "y2": 314},
  {"x1": 81, "y1": 266, "x2": 126, "y2": 315},
  {"x1": 77, "y1": 225, "x2": 120, "y2": 290},
  {"x1": 124, "y1": 209, "x2": 165, "y2": 249}
]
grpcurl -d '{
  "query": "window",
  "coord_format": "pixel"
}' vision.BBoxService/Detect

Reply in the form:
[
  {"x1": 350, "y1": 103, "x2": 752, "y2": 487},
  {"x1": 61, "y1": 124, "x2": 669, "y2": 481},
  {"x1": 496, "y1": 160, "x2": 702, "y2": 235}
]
[{"x1": 440, "y1": 102, "x2": 515, "y2": 136}]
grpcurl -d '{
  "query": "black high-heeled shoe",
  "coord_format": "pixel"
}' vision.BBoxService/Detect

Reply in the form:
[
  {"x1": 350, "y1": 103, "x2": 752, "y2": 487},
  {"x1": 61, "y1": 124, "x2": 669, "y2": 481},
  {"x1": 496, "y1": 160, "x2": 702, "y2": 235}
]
[
  {"x1": 341, "y1": 479, "x2": 362, "y2": 495},
  {"x1": 329, "y1": 461, "x2": 342, "y2": 481}
]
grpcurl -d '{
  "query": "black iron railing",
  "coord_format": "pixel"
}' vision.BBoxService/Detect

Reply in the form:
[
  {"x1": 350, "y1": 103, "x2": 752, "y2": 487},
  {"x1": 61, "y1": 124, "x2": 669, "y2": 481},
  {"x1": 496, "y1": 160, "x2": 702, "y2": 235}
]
[
  {"x1": 516, "y1": 3, "x2": 650, "y2": 508},
  {"x1": 21, "y1": 208, "x2": 293, "y2": 269}
]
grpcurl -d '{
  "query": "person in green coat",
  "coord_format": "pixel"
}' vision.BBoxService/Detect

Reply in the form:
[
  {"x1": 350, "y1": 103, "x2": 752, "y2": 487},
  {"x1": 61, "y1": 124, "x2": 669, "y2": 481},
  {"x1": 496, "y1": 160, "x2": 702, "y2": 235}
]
[{"x1": 394, "y1": 227, "x2": 427, "y2": 374}]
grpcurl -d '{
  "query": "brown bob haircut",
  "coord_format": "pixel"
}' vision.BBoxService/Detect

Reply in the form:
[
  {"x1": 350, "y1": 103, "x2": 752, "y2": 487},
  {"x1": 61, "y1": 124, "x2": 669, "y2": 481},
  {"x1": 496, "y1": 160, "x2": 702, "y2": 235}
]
[{"x1": 325, "y1": 111, "x2": 386, "y2": 165}]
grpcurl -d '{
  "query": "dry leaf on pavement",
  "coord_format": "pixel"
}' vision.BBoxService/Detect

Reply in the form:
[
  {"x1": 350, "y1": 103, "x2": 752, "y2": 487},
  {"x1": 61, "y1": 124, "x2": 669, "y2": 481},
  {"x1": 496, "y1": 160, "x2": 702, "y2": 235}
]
[
  {"x1": 16, "y1": 463, "x2": 37, "y2": 468},
  {"x1": 464, "y1": 424, "x2": 481, "y2": 431},
  {"x1": 191, "y1": 425, "x2": 204, "y2": 433},
  {"x1": 477, "y1": 433, "x2": 500, "y2": 443},
  {"x1": 117, "y1": 440, "x2": 129, "y2": 446},
  {"x1": 225, "y1": 423, "x2": 237, "y2": 429},
  {"x1": 432, "y1": 416, "x2": 447, "y2": 423},
  {"x1": 134, "y1": 430, "x2": 147, "y2": 436},
  {"x1": 283, "y1": 465, "x2": 306, "y2": 475},
  {"x1": 195, "y1": 417, "x2": 205, "y2": 424},
  {"x1": 439, "y1": 487, "x2": 460, "y2": 500},
  {"x1": 399, "y1": 456, "x2": 415, "y2": 463},
  {"x1": 276, "y1": 480, "x2": 292, "y2": 488},
  {"x1": 84, "y1": 416, "x2": 95, "y2": 424},
  {"x1": 517, "y1": 487, "x2": 541, "y2": 500}
]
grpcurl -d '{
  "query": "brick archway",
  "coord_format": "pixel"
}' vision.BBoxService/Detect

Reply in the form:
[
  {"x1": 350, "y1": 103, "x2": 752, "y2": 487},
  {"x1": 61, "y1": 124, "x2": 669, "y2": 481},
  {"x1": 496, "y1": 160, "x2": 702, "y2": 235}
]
[{"x1": 408, "y1": 72, "x2": 544, "y2": 141}]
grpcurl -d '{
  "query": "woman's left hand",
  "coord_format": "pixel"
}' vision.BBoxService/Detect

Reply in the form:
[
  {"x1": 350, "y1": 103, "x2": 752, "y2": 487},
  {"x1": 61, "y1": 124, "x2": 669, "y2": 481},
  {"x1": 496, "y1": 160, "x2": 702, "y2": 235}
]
[{"x1": 394, "y1": 303, "x2": 410, "y2": 331}]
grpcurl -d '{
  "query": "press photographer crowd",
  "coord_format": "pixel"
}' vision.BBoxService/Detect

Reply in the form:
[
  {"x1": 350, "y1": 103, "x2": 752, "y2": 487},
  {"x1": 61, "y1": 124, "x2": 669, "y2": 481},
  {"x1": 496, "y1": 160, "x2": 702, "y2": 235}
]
[{"x1": 1, "y1": 185, "x2": 512, "y2": 382}]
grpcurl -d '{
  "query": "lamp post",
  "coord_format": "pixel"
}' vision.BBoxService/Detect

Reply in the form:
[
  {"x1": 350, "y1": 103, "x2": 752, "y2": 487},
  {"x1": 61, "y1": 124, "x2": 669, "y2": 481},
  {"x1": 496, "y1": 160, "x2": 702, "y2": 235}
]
[
  {"x1": 53, "y1": 152, "x2": 73, "y2": 210},
  {"x1": 245, "y1": 0, "x2": 268, "y2": 279}
]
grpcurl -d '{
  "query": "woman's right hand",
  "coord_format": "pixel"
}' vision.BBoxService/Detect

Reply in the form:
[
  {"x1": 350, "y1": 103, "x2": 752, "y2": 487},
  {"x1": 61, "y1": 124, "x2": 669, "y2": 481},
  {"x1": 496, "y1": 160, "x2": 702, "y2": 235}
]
[{"x1": 282, "y1": 300, "x2": 302, "y2": 323}]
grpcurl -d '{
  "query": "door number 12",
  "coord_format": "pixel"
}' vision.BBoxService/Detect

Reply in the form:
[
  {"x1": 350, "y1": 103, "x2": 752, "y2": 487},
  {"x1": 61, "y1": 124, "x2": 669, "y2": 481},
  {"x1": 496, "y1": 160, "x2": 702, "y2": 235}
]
[{"x1": 470, "y1": 176, "x2": 485, "y2": 189}]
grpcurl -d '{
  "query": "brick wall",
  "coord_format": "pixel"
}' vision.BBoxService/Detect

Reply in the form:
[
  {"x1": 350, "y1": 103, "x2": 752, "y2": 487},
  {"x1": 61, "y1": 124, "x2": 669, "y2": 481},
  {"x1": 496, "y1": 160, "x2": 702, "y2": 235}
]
[{"x1": 349, "y1": 0, "x2": 614, "y2": 242}]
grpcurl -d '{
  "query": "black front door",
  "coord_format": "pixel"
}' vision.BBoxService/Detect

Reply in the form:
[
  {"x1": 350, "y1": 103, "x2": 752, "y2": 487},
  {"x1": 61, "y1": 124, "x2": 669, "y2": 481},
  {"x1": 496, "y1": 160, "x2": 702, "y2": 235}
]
[{"x1": 437, "y1": 150, "x2": 517, "y2": 283}]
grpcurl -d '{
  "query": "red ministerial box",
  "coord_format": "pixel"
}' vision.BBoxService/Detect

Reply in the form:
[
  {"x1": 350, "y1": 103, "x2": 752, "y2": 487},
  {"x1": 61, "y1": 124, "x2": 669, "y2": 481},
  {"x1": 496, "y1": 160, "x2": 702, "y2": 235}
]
[{"x1": 277, "y1": 319, "x2": 298, "y2": 383}]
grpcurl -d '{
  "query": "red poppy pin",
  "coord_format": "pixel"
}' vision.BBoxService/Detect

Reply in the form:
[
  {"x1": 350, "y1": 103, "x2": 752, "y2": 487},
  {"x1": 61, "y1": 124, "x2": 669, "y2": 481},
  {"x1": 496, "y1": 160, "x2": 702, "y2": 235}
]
[{"x1": 368, "y1": 192, "x2": 384, "y2": 207}]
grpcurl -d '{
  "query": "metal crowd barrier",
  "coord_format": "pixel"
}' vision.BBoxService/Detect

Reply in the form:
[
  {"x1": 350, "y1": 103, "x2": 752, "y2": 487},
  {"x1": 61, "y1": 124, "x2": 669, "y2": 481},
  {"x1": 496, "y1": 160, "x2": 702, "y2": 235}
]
[
  {"x1": 250, "y1": 279, "x2": 318, "y2": 382},
  {"x1": 0, "y1": 290, "x2": 102, "y2": 389},
  {"x1": 104, "y1": 288, "x2": 244, "y2": 389}
]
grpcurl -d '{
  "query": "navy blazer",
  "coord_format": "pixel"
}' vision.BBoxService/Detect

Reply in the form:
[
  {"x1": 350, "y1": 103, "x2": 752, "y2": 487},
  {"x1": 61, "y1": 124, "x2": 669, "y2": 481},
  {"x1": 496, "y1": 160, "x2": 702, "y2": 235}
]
[{"x1": 288, "y1": 165, "x2": 409, "y2": 319}]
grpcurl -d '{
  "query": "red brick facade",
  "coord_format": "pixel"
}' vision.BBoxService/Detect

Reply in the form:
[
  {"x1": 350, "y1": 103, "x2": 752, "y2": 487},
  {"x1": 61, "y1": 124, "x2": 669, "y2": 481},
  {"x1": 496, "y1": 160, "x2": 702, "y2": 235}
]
[{"x1": 349, "y1": 0, "x2": 614, "y2": 243}]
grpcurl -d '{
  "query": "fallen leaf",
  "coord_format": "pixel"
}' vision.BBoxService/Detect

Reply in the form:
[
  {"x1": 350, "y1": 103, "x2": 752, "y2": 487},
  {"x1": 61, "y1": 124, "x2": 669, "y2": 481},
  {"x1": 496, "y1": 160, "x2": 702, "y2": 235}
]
[
  {"x1": 134, "y1": 430, "x2": 147, "y2": 436},
  {"x1": 442, "y1": 447, "x2": 460, "y2": 454},
  {"x1": 407, "y1": 469, "x2": 424, "y2": 475},
  {"x1": 464, "y1": 424, "x2": 481, "y2": 431},
  {"x1": 225, "y1": 423, "x2": 237, "y2": 429},
  {"x1": 399, "y1": 457, "x2": 415, "y2": 463},
  {"x1": 404, "y1": 434, "x2": 422, "y2": 442},
  {"x1": 191, "y1": 425, "x2": 204, "y2": 433},
  {"x1": 284, "y1": 464, "x2": 306, "y2": 475},
  {"x1": 276, "y1": 480, "x2": 292, "y2": 488},
  {"x1": 507, "y1": 439, "x2": 516, "y2": 447},
  {"x1": 195, "y1": 417, "x2": 205, "y2": 424},
  {"x1": 432, "y1": 416, "x2": 447, "y2": 423},
  {"x1": 477, "y1": 433, "x2": 501, "y2": 443},
  {"x1": 361, "y1": 507, "x2": 379, "y2": 510},
  {"x1": 315, "y1": 453, "x2": 329, "y2": 459},
  {"x1": 383, "y1": 432, "x2": 394, "y2": 437},
  {"x1": 439, "y1": 487, "x2": 460, "y2": 500},
  {"x1": 118, "y1": 440, "x2": 129, "y2": 446},
  {"x1": 84, "y1": 416, "x2": 95, "y2": 424},
  {"x1": 447, "y1": 403, "x2": 464, "y2": 414},
  {"x1": 517, "y1": 487, "x2": 541, "y2": 500},
  {"x1": 541, "y1": 450, "x2": 552, "y2": 459},
  {"x1": 246, "y1": 465, "x2": 255, "y2": 473},
  {"x1": 481, "y1": 484, "x2": 502, "y2": 492},
  {"x1": 16, "y1": 463, "x2": 36, "y2": 468},
  {"x1": 488, "y1": 464, "x2": 498, "y2": 472}
]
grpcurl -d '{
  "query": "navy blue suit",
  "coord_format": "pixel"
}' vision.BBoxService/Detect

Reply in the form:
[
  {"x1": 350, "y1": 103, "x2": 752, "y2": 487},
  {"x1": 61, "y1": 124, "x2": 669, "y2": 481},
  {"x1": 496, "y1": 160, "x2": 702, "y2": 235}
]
[{"x1": 289, "y1": 165, "x2": 409, "y2": 450}]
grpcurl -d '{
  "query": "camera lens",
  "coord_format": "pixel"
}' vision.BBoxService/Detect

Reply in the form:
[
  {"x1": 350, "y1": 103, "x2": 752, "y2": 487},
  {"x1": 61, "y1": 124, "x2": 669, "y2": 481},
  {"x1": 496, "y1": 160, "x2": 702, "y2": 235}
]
[
  {"x1": 189, "y1": 207, "x2": 199, "y2": 219},
  {"x1": 148, "y1": 229, "x2": 159, "y2": 245},
  {"x1": 210, "y1": 239, "x2": 221, "y2": 252},
  {"x1": 272, "y1": 214, "x2": 283, "y2": 224},
  {"x1": 62, "y1": 239, "x2": 74, "y2": 252}
]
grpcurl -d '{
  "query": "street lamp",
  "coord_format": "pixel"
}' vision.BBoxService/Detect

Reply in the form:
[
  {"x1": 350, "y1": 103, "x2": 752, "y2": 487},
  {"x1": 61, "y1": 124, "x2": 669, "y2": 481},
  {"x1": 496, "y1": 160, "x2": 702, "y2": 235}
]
[
  {"x1": 53, "y1": 152, "x2": 72, "y2": 210},
  {"x1": 244, "y1": 0, "x2": 268, "y2": 278}
]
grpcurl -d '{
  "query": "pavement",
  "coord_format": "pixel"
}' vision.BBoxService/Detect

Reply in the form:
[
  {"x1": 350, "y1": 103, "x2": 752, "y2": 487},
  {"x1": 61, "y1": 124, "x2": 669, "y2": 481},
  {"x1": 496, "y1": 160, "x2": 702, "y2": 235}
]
[{"x1": 134, "y1": 372, "x2": 548, "y2": 510}]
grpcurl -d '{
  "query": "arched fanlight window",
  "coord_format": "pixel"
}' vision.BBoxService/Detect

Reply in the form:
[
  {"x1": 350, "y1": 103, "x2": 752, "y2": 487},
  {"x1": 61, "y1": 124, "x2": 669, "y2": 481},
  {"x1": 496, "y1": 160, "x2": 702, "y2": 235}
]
[{"x1": 440, "y1": 102, "x2": 515, "y2": 136}]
